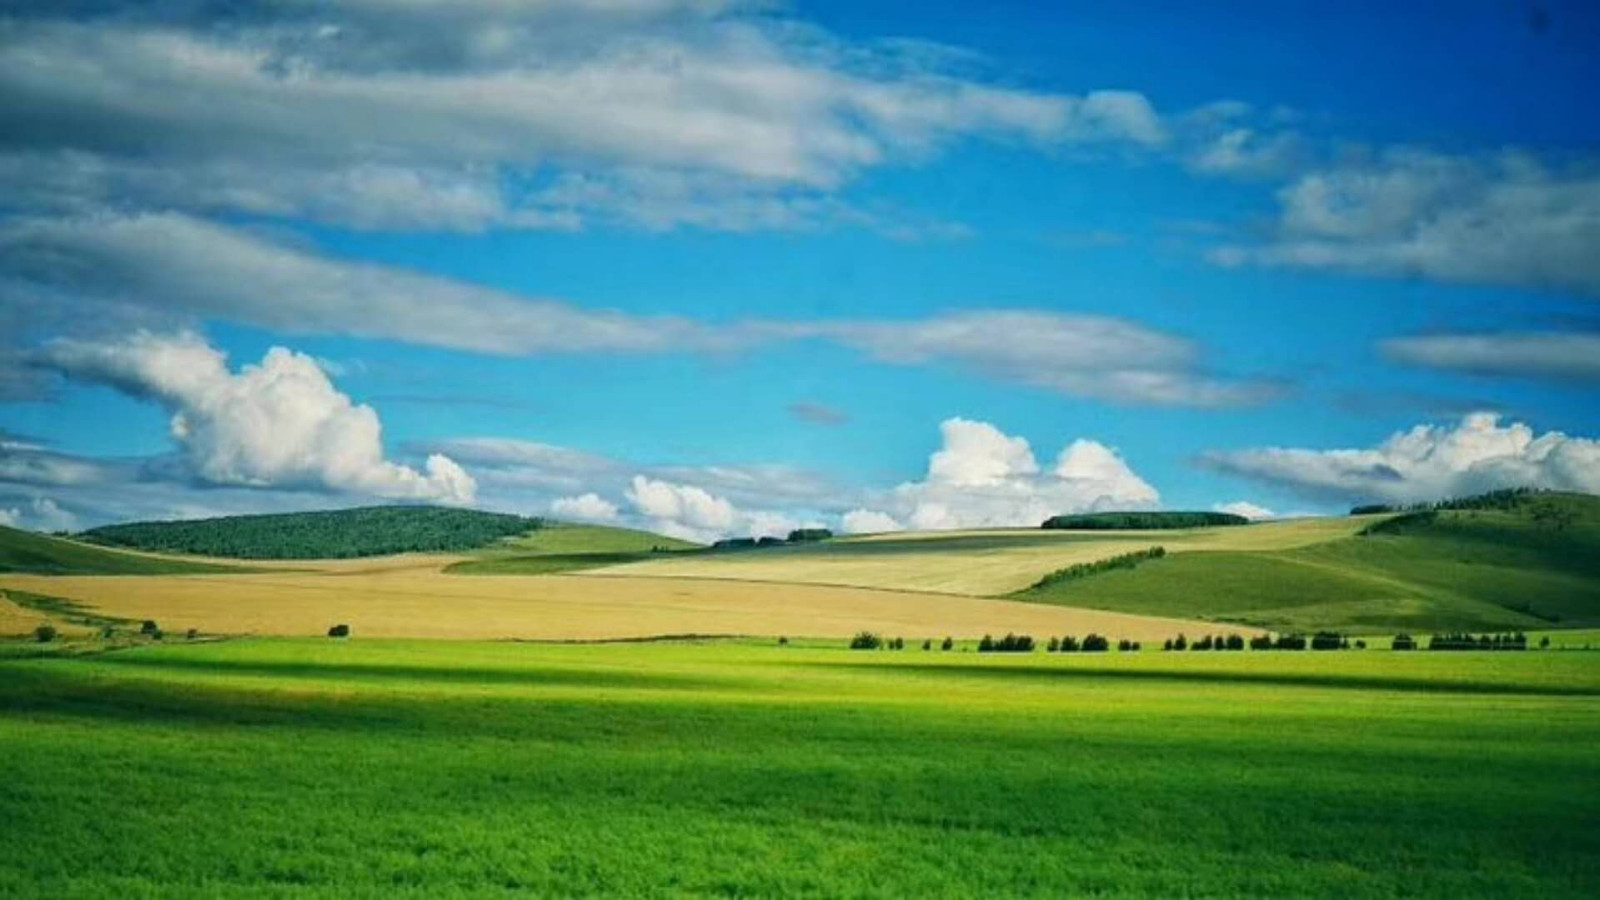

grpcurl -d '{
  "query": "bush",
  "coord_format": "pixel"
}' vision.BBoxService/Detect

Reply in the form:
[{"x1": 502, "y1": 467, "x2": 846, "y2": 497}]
[
  {"x1": 1059, "y1": 636, "x2": 1080, "y2": 653},
  {"x1": 1274, "y1": 634, "x2": 1307, "y2": 650},
  {"x1": 140, "y1": 619, "x2": 160, "y2": 636},
  {"x1": 1047, "y1": 637, "x2": 1060, "y2": 652},
  {"x1": 1354, "y1": 639, "x2": 1367, "y2": 650},
  {"x1": 890, "y1": 637, "x2": 905, "y2": 650},
  {"x1": 777, "y1": 636, "x2": 788, "y2": 646},
  {"x1": 1081, "y1": 634, "x2": 1109, "y2": 653},
  {"x1": 980, "y1": 633, "x2": 1035, "y2": 653},
  {"x1": 1392, "y1": 634, "x2": 1417, "y2": 651},
  {"x1": 922, "y1": 639, "x2": 932, "y2": 651},
  {"x1": 849, "y1": 631, "x2": 882, "y2": 650},
  {"x1": 33, "y1": 622, "x2": 56, "y2": 643},
  {"x1": 328, "y1": 623, "x2": 350, "y2": 638},
  {"x1": 1225, "y1": 634, "x2": 1245, "y2": 651},
  {"x1": 186, "y1": 628, "x2": 199, "y2": 641},
  {"x1": 1025, "y1": 546, "x2": 1168, "y2": 590},
  {"x1": 1249, "y1": 634, "x2": 1273, "y2": 650},
  {"x1": 1172, "y1": 634, "x2": 1188, "y2": 651},
  {"x1": 941, "y1": 636, "x2": 954, "y2": 651},
  {"x1": 1311, "y1": 631, "x2": 1345, "y2": 651},
  {"x1": 1540, "y1": 635, "x2": 1551, "y2": 649},
  {"x1": 1117, "y1": 639, "x2": 1132, "y2": 652},
  {"x1": 1162, "y1": 639, "x2": 1173, "y2": 651},
  {"x1": 1192, "y1": 635, "x2": 1213, "y2": 651}
]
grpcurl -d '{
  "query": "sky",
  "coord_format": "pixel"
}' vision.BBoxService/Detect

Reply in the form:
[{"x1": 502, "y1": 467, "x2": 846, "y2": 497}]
[{"x1": 2, "y1": 0, "x2": 1599, "y2": 540}]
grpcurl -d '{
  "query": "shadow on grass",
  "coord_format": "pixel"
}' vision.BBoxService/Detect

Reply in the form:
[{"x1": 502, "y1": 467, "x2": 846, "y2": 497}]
[{"x1": 795, "y1": 659, "x2": 1600, "y2": 697}]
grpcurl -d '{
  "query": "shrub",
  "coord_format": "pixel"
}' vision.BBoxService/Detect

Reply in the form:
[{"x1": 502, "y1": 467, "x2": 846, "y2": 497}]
[
  {"x1": 1192, "y1": 635, "x2": 1213, "y2": 651},
  {"x1": 1225, "y1": 634, "x2": 1245, "y2": 651},
  {"x1": 1059, "y1": 636, "x2": 1080, "y2": 653},
  {"x1": 941, "y1": 636, "x2": 954, "y2": 651},
  {"x1": 1540, "y1": 635, "x2": 1551, "y2": 649},
  {"x1": 1081, "y1": 634, "x2": 1109, "y2": 652},
  {"x1": 186, "y1": 628, "x2": 199, "y2": 641},
  {"x1": 890, "y1": 637, "x2": 905, "y2": 650},
  {"x1": 1173, "y1": 634, "x2": 1188, "y2": 651},
  {"x1": 1354, "y1": 639, "x2": 1366, "y2": 650},
  {"x1": 1026, "y1": 546, "x2": 1168, "y2": 590},
  {"x1": 328, "y1": 623, "x2": 351, "y2": 638},
  {"x1": 1249, "y1": 634, "x2": 1273, "y2": 650},
  {"x1": 777, "y1": 636, "x2": 788, "y2": 646},
  {"x1": 1163, "y1": 639, "x2": 1173, "y2": 651},
  {"x1": 922, "y1": 639, "x2": 932, "y2": 651},
  {"x1": 1274, "y1": 634, "x2": 1306, "y2": 650},
  {"x1": 850, "y1": 631, "x2": 882, "y2": 650},
  {"x1": 99, "y1": 624, "x2": 117, "y2": 640},
  {"x1": 1117, "y1": 639, "x2": 1132, "y2": 652},
  {"x1": 1311, "y1": 632, "x2": 1345, "y2": 651},
  {"x1": 140, "y1": 619, "x2": 159, "y2": 636},
  {"x1": 33, "y1": 622, "x2": 56, "y2": 643},
  {"x1": 1391, "y1": 633, "x2": 1417, "y2": 651},
  {"x1": 981, "y1": 633, "x2": 1035, "y2": 653},
  {"x1": 1047, "y1": 637, "x2": 1060, "y2": 652}
]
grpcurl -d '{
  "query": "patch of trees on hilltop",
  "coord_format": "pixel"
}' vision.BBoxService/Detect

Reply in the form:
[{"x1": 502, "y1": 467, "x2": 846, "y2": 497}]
[
  {"x1": 1041, "y1": 511, "x2": 1248, "y2": 530},
  {"x1": 81, "y1": 506, "x2": 543, "y2": 560},
  {"x1": 1351, "y1": 487, "x2": 1546, "y2": 516}
]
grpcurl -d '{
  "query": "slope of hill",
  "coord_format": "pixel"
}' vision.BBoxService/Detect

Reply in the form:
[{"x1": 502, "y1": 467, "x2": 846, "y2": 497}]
[
  {"x1": 446, "y1": 523, "x2": 701, "y2": 575},
  {"x1": 0, "y1": 526, "x2": 235, "y2": 575},
  {"x1": 81, "y1": 506, "x2": 542, "y2": 560},
  {"x1": 1015, "y1": 492, "x2": 1600, "y2": 633}
]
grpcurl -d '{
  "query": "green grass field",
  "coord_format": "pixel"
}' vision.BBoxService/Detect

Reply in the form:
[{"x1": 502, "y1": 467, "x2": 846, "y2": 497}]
[
  {"x1": 448, "y1": 523, "x2": 703, "y2": 575},
  {"x1": 2, "y1": 638, "x2": 1596, "y2": 897},
  {"x1": 1016, "y1": 495, "x2": 1600, "y2": 633},
  {"x1": 0, "y1": 525, "x2": 237, "y2": 575}
]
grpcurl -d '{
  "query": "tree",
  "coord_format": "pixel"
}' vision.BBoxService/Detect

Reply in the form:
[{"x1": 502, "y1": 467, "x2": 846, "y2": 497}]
[
  {"x1": 941, "y1": 636, "x2": 954, "y2": 651},
  {"x1": 33, "y1": 622, "x2": 56, "y2": 643},
  {"x1": 328, "y1": 624, "x2": 351, "y2": 638},
  {"x1": 1540, "y1": 635, "x2": 1551, "y2": 649},
  {"x1": 922, "y1": 639, "x2": 932, "y2": 651},
  {"x1": 1173, "y1": 634, "x2": 1188, "y2": 651},
  {"x1": 1081, "y1": 634, "x2": 1109, "y2": 652},
  {"x1": 140, "y1": 619, "x2": 160, "y2": 636}
]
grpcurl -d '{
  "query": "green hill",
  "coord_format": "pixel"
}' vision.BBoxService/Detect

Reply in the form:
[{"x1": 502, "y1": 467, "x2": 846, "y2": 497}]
[
  {"x1": 81, "y1": 506, "x2": 542, "y2": 560},
  {"x1": 1014, "y1": 492, "x2": 1600, "y2": 633},
  {"x1": 0, "y1": 526, "x2": 235, "y2": 575},
  {"x1": 447, "y1": 523, "x2": 701, "y2": 575}
]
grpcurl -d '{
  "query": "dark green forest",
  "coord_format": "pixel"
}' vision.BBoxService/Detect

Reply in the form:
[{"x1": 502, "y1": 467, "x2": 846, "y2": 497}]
[
  {"x1": 1041, "y1": 511, "x2": 1248, "y2": 530},
  {"x1": 81, "y1": 506, "x2": 542, "y2": 560}
]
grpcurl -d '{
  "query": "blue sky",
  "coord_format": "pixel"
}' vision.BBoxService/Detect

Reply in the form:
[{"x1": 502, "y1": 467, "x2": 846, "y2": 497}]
[{"x1": 1, "y1": 1, "x2": 1597, "y2": 538}]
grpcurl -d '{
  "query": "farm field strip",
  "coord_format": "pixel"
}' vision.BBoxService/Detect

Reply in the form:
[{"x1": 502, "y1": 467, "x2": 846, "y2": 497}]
[{"x1": 1, "y1": 639, "x2": 1595, "y2": 898}]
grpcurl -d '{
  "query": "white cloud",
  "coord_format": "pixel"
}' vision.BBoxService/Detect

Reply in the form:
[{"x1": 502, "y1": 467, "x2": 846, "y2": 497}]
[
  {"x1": 550, "y1": 492, "x2": 619, "y2": 522},
  {"x1": 840, "y1": 508, "x2": 902, "y2": 534},
  {"x1": 1211, "y1": 150, "x2": 1600, "y2": 296},
  {"x1": 0, "y1": 496, "x2": 78, "y2": 532},
  {"x1": 39, "y1": 331, "x2": 476, "y2": 504},
  {"x1": 1381, "y1": 332, "x2": 1600, "y2": 382},
  {"x1": 0, "y1": 10, "x2": 1166, "y2": 233},
  {"x1": 1213, "y1": 500, "x2": 1274, "y2": 521},
  {"x1": 850, "y1": 418, "x2": 1159, "y2": 531},
  {"x1": 624, "y1": 474, "x2": 807, "y2": 542},
  {"x1": 1201, "y1": 412, "x2": 1600, "y2": 504},
  {"x1": 1187, "y1": 127, "x2": 1303, "y2": 178}
]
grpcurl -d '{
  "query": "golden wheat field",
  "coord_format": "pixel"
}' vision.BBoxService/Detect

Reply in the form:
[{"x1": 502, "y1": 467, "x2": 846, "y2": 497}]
[
  {"x1": 0, "y1": 565, "x2": 1234, "y2": 641},
  {"x1": 589, "y1": 517, "x2": 1381, "y2": 595}
]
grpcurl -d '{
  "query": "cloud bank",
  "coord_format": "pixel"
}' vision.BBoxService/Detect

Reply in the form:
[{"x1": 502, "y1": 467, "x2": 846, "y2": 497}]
[{"x1": 1201, "y1": 412, "x2": 1600, "y2": 505}]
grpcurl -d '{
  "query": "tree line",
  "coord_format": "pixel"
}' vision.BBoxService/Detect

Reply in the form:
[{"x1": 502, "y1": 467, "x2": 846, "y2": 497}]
[
  {"x1": 1041, "y1": 511, "x2": 1247, "y2": 530},
  {"x1": 1026, "y1": 547, "x2": 1166, "y2": 590}
]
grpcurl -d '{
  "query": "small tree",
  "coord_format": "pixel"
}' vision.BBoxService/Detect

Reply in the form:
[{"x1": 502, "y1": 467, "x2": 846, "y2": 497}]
[
  {"x1": 922, "y1": 639, "x2": 932, "y2": 651},
  {"x1": 1225, "y1": 634, "x2": 1245, "y2": 651},
  {"x1": 1059, "y1": 636, "x2": 1080, "y2": 652},
  {"x1": 849, "y1": 631, "x2": 882, "y2": 650},
  {"x1": 1392, "y1": 633, "x2": 1417, "y2": 651},
  {"x1": 1163, "y1": 638, "x2": 1173, "y2": 651},
  {"x1": 1249, "y1": 634, "x2": 1273, "y2": 650},
  {"x1": 1047, "y1": 637, "x2": 1060, "y2": 652},
  {"x1": 328, "y1": 623, "x2": 351, "y2": 638},
  {"x1": 1173, "y1": 634, "x2": 1188, "y2": 651},
  {"x1": 1081, "y1": 634, "x2": 1109, "y2": 652},
  {"x1": 778, "y1": 636, "x2": 789, "y2": 646},
  {"x1": 1540, "y1": 635, "x2": 1551, "y2": 649},
  {"x1": 186, "y1": 628, "x2": 199, "y2": 641},
  {"x1": 941, "y1": 636, "x2": 954, "y2": 651},
  {"x1": 978, "y1": 634, "x2": 994, "y2": 652},
  {"x1": 140, "y1": 619, "x2": 160, "y2": 636},
  {"x1": 33, "y1": 622, "x2": 56, "y2": 643}
]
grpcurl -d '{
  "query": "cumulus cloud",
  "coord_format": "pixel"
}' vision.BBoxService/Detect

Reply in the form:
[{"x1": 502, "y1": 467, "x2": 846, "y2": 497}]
[
  {"x1": 1381, "y1": 332, "x2": 1600, "y2": 383},
  {"x1": 1211, "y1": 150, "x2": 1600, "y2": 296},
  {"x1": 847, "y1": 418, "x2": 1159, "y2": 531},
  {"x1": 624, "y1": 474, "x2": 803, "y2": 542},
  {"x1": 1213, "y1": 500, "x2": 1274, "y2": 521},
  {"x1": 1200, "y1": 412, "x2": 1600, "y2": 505},
  {"x1": 840, "y1": 508, "x2": 903, "y2": 534},
  {"x1": 550, "y1": 492, "x2": 620, "y2": 522},
  {"x1": 38, "y1": 331, "x2": 476, "y2": 504},
  {"x1": 0, "y1": 6, "x2": 1167, "y2": 233},
  {"x1": 0, "y1": 496, "x2": 78, "y2": 532}
]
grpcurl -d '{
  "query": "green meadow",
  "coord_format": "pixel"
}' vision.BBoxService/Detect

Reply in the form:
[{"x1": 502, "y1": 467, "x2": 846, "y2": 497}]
[{"x1": 2, "y1": 639, "x2": 1597, "y2": 898}]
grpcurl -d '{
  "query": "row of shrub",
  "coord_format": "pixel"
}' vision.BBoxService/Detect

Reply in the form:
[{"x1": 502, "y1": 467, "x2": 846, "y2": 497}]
[
  {"x1": 842, "y1": 629, "x2": 1555, "y2": 654},
  {"x1": 848, "y1": 632, "x2": 956, "y2": 651},
  {"x1": 713, "y1": 528, "x2": 835, "y2": 551},
  {"x1": 1026, "y1": 546, "x2": 1166, "y2": 591},
  {"x1": 1423, "y1": 632, "x2": 1531, "y2": 651}
]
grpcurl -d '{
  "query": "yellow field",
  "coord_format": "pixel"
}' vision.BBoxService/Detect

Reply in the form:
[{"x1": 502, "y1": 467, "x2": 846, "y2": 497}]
[
  {"x1": 0, "y1": 565, "x2": 1238, "y2": 642},
  {"x1": 589, "y1": 516, "x2": 1381, "y2": 595}
]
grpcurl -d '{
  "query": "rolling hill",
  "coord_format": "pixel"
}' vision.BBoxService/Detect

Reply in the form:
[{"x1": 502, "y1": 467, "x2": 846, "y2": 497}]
[
  {"x1": 1013, "y1": 492, "x2": 1600, "y2": 632},
  {"x1": 80, "y1": 505, "x2": 543, "y2": 560},
  {"x1": 0, "y1": 525, "x2": 236, "y2": 575}
]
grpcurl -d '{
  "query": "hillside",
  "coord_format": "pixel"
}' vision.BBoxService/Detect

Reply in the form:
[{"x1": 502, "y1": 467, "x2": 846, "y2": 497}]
[
  {"x1": 1015, "y1": 492, "x2": 1600, "y2": 633},
  {"x1": 0, "y1": 526, "x2": 235, "y2": 575},
  {"x1": 446, "y1": 523, "x2": 701, "y2": 575},
  {"x1": 80, "y1": 506, "x2": 543, "y2": 560}
]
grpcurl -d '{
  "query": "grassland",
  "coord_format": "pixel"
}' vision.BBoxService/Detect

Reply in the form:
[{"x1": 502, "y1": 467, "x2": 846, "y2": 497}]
[
  {"x1": 448, "y1": 523, "x2": 701, "y2": 575},
  {"x1": 0, "y1": 524, "x2": 237, "y2": 575},
  {"x1": 588, "y1": 516, "x2": 1379, "y2": 595},
  {"x1": 1, "y1": 638, "x2": 1595, "y2": 897},
  {"x1": 1018, "y1": 495, "x2": 1600, "y2": 633},
  {"x1": 0, "y1": 568, "x2": 1219, "y2": 642}
]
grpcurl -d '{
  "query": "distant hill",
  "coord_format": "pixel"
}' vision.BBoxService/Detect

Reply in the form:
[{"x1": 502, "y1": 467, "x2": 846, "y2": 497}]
[
  {"x1": 81, "y1": 506, "x2": 542, "y2": 560},
  {"x1": 1042, "y1": 511, "x2": 1249, "y2": 530},
  {"x1": 0, "y1": 526, "x2": 235, "y2": 575},
  {"x1": 447, "y1": 523, "x2": 701, "y2": 575},
  {"x1": 1017, "y1": 492, "x2": 1600, "y2": 633}
]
